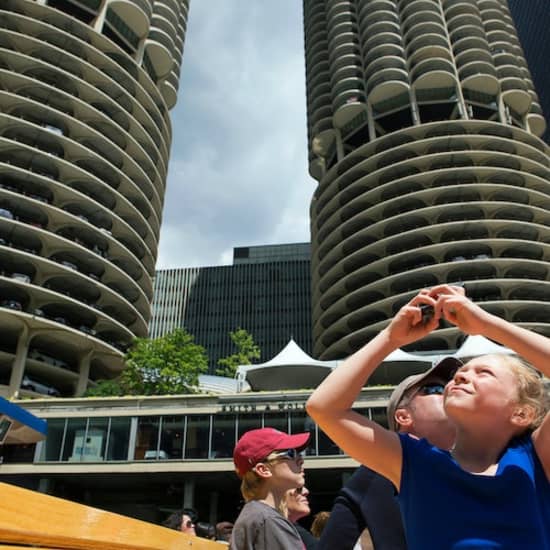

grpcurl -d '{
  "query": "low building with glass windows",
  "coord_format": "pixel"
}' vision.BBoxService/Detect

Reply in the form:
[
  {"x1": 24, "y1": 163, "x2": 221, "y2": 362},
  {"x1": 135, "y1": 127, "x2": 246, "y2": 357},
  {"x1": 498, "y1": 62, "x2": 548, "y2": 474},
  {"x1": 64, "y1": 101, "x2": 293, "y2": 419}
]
[{"x1": 0, "y1": 387, "x2": 392, "y2": 525}]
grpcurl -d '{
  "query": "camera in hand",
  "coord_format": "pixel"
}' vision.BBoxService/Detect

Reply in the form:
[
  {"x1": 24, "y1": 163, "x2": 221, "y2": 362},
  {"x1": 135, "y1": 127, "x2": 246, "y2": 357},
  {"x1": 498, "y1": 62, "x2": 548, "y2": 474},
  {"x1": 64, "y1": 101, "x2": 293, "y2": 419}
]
[{"x1": 419, "y1": 304, "x2": 434, "y2": 323}]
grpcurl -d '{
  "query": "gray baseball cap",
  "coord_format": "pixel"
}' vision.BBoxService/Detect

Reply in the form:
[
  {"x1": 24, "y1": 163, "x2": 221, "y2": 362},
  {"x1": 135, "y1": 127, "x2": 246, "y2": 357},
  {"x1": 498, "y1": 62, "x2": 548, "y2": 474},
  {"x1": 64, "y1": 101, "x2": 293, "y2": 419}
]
[{"x1": 386, "y1": 356, "x2": 462, "y2": 432}]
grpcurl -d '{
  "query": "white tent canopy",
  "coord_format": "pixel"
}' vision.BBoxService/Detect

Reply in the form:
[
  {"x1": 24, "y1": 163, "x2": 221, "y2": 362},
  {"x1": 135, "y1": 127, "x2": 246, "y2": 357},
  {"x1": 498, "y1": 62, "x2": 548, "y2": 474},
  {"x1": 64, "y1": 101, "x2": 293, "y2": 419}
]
[
  {"x1": 236, "y1": 339, "x2": 338, "y2": 392},
  {"x1": 253, "y1": 339, "x2": 333, "y2": 368},
  {"x1": 452, "y1": 335, "x2": 516, "y2": 360},
  {"x1": 234, "y1": 335, "x2": 518, "y2": 392}
]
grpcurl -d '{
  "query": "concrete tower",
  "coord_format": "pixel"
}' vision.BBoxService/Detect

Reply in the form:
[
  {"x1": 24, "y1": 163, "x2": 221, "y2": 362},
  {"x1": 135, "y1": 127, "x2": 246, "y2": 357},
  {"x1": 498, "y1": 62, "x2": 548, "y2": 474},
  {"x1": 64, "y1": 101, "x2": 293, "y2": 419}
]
[
  {"x1": 303, "y1": 0, "x2": 550, "y2": 360},
  {"x1": 0, "y1": 0, "x2": 189, "y2": 397}
]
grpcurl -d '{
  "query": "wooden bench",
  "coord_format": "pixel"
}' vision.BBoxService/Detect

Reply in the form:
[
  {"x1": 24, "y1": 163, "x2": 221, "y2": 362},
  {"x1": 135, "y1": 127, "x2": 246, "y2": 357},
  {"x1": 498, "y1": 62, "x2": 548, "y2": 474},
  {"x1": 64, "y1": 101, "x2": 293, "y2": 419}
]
[{"x1": 0, "y1": 482, "x2": 224, "y2": 549}]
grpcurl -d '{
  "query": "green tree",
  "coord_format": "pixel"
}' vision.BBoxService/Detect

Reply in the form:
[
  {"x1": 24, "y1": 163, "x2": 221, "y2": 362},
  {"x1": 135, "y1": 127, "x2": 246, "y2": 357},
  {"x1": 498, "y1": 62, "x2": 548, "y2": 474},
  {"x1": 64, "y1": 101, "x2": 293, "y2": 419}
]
[
  {"x1": 85, "y1": 328, "x2": 208, "y2": 396},
  {"x1": 216, "y1": 328, "x2": 261, "y2": 378},
  {"x1": 85, "y1": 378, "x2": 123, "y2": 397}
]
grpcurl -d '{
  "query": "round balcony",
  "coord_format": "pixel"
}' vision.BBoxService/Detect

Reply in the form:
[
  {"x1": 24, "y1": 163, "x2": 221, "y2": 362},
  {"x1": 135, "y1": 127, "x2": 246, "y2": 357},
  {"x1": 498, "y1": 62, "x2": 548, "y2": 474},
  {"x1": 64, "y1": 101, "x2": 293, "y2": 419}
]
[
  {"x1": 366, "y1": 68, "x2": 409, "y2": 104},
  {"x1": 108, "y1": 0, "x2": 151, "y2": 37},
  {"x1": 500, "y1": 78, "x2": 531, "y2": 115},
  {"x1": 459, "y1": 61, "x2": 499, "y2": 95},
  {"x1": 411, "y1": 58, "x2": 456, "y2": 91},
  {"x1": 144, "y1": 30, "x2": 173, "y2": 80},
  {"x1": 332, "y1": 91, "x2": 366, "y2": 129}
]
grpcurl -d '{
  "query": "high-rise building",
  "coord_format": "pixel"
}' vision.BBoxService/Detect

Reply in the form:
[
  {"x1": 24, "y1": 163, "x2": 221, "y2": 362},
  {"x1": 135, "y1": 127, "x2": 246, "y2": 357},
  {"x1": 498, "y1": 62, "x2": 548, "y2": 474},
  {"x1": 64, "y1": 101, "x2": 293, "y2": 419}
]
[
  {"x1": 508, "y1": 0, "x2": 550, "y2": 144},
  {"x1": 0, "y1": 0, "x2": 189, "y2": 398},
  {"x1": 303, "y1": 0, "x2": 550, "y2": 360},
  {"x1": 149, "y1": 243, "x2": 312, "y2": 370}
]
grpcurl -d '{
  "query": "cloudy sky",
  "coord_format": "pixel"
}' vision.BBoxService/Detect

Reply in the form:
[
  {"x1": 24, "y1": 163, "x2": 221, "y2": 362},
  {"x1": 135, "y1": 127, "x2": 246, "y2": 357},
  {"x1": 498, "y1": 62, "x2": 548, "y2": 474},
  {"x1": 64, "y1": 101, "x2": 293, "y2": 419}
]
[{"x1": 156, "y1": 2, "x2": 314, "y2": 269}]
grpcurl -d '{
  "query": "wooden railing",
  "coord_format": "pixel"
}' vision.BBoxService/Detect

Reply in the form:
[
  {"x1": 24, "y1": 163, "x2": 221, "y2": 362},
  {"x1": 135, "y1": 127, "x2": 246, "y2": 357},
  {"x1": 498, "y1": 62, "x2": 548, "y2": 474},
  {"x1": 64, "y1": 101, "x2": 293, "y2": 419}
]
[{"x1": 0, "y1": 482, "x2": 224, "y2": 549}]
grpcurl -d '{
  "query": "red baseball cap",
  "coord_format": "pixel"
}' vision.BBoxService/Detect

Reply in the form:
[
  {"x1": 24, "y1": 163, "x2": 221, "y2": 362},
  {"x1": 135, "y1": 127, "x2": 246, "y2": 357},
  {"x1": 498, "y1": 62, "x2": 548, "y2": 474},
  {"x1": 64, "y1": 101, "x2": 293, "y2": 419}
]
[{"x1": 233, "y1": 427, "x2": 310, "y2": 477}]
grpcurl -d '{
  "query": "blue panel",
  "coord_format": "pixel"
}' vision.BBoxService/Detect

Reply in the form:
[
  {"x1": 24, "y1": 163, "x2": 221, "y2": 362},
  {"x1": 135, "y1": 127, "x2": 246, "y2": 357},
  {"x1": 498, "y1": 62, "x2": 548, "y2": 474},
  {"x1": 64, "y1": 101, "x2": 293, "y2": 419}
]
[{"x1": 0, "y1": 396, "x2": 47, "y2": 437}]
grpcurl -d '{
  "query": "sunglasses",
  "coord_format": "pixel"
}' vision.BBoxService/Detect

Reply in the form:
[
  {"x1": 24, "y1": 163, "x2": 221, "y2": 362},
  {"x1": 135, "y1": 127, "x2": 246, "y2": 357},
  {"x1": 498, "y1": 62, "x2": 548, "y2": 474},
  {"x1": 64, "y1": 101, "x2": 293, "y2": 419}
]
[
  {"x1": 268, "y1": 448, "x2": 306, "y2": 461},
  {"x1": 183, "y1": 520, "x2": 194, "y2": 528},
  {"x1": 416, "y1": 383, "x2": 445, "y2": 396}
]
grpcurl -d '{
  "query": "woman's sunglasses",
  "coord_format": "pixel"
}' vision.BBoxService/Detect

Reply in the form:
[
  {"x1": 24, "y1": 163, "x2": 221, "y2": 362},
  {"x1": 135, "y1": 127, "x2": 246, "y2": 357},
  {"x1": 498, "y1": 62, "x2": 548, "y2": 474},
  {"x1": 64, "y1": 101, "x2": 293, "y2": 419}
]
[{"x1": 268, "y1": 448, "x2": 306, "y2": 461}]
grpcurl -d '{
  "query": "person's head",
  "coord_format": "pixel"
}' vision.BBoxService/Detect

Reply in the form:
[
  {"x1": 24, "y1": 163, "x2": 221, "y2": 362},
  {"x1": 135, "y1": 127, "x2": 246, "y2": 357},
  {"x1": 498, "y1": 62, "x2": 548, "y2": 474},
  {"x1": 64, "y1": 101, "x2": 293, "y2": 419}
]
[
  {"x1": 445, "y1": 354, "x2": 547, "y2": 435},
  {"x1": 310, "y1": 510, "x2": 330, "y2": 538},
  {"x1": 387, "y1": 357, "x2": 461, "y2": 449},
  {"x1": 286, "y1": 485, "x2": 311, "y2": 523},
  {"x1": 163, "y1": 509, "x2": 196, "y2": 535},
  {"x1": 181, "y1": 512, "x2": 196, "y2": 535},
  {"x1": 233, "y1": 427, "x2": 310, "y2": 507}
]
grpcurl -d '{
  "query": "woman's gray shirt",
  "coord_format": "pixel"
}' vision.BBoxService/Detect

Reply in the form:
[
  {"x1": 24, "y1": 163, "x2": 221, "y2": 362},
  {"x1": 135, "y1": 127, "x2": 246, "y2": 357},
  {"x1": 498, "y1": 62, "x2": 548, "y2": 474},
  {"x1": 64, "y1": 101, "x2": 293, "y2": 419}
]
[{"x1": 230, "y1": 500, "x2": 304, "y2": 550}]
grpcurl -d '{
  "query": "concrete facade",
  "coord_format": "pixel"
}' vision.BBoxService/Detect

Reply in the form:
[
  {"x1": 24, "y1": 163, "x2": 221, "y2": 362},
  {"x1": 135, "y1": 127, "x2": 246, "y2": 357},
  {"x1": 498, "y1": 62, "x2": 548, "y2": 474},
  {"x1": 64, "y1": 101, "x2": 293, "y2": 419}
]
[
  {"x1": 0, "y1": 0, "x2": 189, "y2": 398},
  {"x1": 303, "y1": 0, "x2": 550, "y2": 360}
]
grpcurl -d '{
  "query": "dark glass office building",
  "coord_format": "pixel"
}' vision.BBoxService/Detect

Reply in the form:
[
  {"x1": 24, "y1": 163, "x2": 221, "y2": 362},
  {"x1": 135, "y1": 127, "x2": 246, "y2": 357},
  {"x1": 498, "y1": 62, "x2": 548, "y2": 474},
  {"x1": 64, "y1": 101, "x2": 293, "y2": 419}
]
[
  {"x1": 149, "y1": 243, "x2": 312, "y2": 370},
  {"x1": 508, "y1": 0, "x2": 550, "y2": 144}
]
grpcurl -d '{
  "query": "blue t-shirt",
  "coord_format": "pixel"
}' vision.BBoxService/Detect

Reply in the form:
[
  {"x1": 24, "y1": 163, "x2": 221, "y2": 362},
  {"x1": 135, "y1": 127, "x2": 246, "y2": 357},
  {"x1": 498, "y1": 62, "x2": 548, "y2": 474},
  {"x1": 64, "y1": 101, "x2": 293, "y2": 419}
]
[{"x1": 398, "y1": 433, "x2": 550, "y2": 550}]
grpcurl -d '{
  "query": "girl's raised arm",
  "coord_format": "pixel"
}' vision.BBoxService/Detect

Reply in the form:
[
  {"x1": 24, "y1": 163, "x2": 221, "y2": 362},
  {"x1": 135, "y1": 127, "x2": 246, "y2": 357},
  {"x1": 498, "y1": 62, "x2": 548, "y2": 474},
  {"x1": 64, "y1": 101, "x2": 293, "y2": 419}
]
[{"x1": 306, "y1": 291, "x2": 440, "y2": 487}]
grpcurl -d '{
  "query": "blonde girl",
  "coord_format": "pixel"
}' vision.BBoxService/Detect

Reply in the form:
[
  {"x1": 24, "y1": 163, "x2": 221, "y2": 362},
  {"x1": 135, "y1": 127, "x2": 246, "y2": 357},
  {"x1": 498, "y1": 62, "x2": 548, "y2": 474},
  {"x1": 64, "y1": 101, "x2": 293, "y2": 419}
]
[
  {"x1": 307, "y1": 285, "x2": 550, "y2": 550},
  {"x1": 230, "y1": 427, "x2": 310, "y2": 550}
]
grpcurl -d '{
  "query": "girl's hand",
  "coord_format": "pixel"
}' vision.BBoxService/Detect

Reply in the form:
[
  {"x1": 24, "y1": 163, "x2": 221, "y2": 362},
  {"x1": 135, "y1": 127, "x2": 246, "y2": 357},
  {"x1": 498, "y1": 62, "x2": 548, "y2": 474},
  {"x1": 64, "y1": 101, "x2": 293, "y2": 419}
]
[
  {"x1": 429, "y1": 284, "x2": 490, "y2": 335},
  {"x1": 387, "y1": 289, "x2": 440, "y2": 347}
]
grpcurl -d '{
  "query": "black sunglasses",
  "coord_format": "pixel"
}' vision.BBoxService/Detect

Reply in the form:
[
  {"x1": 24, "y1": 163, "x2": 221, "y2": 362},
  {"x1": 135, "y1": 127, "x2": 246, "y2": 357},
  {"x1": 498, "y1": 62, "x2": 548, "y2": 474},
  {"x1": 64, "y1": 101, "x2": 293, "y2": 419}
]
[
  {"x1": 268, "y1": 448, "x2": 305, "y2": 461},
  {"x1": 416, "y1": 383, "x2": 445, "y2": 396},
  {"x1": 184, "y1": 520, "x2": 194, "y2": 528}
]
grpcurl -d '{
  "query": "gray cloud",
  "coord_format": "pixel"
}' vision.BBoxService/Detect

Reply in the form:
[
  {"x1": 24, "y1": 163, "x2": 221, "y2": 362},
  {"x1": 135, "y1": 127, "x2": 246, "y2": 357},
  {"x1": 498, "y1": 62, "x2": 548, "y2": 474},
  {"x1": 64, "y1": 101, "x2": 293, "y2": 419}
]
[{"x1": 156, "y1": 2, "x2": 314, "y2": 269}]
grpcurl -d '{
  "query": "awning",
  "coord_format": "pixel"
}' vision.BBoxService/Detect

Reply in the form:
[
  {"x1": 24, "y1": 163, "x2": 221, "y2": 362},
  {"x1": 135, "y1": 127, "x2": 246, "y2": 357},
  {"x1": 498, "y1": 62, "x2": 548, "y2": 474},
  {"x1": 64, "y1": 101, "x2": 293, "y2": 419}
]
[{"x1": 0, "y1": 396, "x2": 47, "y2": 445}]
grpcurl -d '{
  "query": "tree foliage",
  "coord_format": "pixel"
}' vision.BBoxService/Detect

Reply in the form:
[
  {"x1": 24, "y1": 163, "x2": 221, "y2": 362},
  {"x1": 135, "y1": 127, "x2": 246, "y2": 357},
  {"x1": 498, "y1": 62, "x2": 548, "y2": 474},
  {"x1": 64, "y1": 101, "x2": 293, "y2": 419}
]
[
  {"x1": 216, "y1": 328, "x2": 261, "y2": 378},
  {"x1": 85, "y1": 328, "x2": 208, "y2": 396}
]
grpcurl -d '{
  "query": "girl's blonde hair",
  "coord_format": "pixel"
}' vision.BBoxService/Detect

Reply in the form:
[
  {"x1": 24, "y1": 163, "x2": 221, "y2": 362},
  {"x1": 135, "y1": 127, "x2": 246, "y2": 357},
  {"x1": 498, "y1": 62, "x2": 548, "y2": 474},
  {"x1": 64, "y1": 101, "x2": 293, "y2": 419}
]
[
  {"x1": 240, "y1": 469, "x2": 264, "y2": 502},
  {"x1": 488, "y1": 354, "x2": 548, "y2": 430},
  {"x1": 240, "y1": 466, "x2": 287, "y2": 516}
]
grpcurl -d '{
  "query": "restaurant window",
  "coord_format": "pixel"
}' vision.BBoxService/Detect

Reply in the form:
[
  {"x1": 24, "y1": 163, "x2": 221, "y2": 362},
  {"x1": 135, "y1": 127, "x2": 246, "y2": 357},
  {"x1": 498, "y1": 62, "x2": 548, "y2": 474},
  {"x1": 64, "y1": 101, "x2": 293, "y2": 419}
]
[
  {"x1": 160, "y1": 416, "x2": 185, "y2": 459},
  {"x1": 67, "y1": 418, "x2": 110, "y2": 462},
  {"x1": 211, "y1": 414, "x2": 235, "y2": 458},
  {"x1": 263, "y1": 410, "x2": 288, "y2": 433},
  {"x1": 39, "y1": 418, "x2": 66, "y2": 461},
  {"x1": 62, "y1": 418, "x2": 88, "y2": 461},
  {"x1": 236, "y1": 413, "x2": 262, "y2": 440},
  {"x1": 291, "y1": 411, "x2": 316, "y2": 456},
  {"x1": 135, "y1": 416, "x2": 160, "y2": 459},
  {"x1": 185, "y1": 415, "x2": 210, "y2": 459},
  {"x1": 106, "y1": 417, "x2": 131, "y2": 460},
  {"x1": 0, "y1": 442, "x2": 36, "y2": 463}
]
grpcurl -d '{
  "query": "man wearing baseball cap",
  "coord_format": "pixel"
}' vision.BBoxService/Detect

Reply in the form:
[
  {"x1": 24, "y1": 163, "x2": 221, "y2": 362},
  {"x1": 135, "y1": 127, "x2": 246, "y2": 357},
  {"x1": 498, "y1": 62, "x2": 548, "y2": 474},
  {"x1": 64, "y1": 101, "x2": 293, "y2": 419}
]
[
  {"x1": 230, "y1": 427, "x2": 310, "y2": 549},
  {"x1": 319, "y1": 356, "x2": 461, "y2": 550}
]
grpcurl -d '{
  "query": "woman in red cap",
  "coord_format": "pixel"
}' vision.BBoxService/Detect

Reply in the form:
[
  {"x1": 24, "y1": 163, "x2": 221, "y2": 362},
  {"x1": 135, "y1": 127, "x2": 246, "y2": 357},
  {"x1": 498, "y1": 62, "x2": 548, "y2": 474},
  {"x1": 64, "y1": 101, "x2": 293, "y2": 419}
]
[{"x1": 230, "y1": 427, "x2": 310, "y2": 549}]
